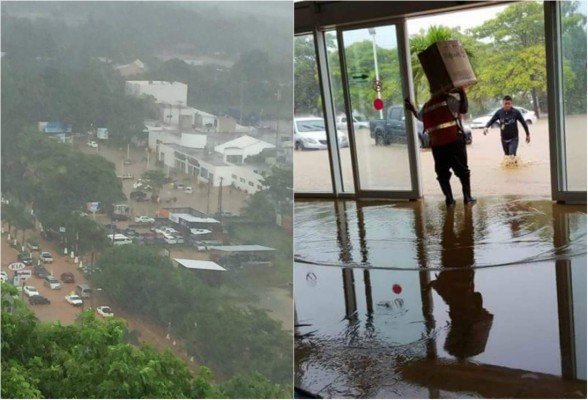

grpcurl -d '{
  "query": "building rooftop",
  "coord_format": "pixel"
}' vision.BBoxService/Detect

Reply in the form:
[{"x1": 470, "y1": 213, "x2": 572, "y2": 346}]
[
  {"x1": 215, "y1": 135, "x2": 275, "y2": 152},
  {"x1": 174, "y1": 213, "x2": 220, "y2": 224},
  {"x1": 174, "y1": 259, "x2": 226, "y2": 272},
  {"x1": 208, "y1": 245, "x2": 276, "y2": 252},
  {"x1": 166, "y1": 143, "x2": 228, "y2": 167}
]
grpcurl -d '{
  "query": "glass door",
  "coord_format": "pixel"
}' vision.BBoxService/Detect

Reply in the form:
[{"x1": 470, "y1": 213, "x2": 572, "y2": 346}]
[{"x1": 337, "y1": 23, "x2": 421, "y2": 198}]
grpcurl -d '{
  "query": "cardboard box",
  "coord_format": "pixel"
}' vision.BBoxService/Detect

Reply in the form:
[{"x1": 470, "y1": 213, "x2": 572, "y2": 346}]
[{"x1": 418, "y1": 40, "x2": 477, "y2": 96}]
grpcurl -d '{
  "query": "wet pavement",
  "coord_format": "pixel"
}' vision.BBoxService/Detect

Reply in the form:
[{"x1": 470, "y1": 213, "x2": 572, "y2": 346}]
[{"x1": 294, "y1": 198, "x2": 586, "y2": 398}]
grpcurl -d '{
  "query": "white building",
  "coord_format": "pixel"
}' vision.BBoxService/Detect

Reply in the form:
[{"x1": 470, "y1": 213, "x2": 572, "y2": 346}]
[
  {"x1": 125, "y1": 81, "x2": 188, "y2": 107},
  {"x1": 151, "y1": 131, "x2": 274, "y2": 194},
  {"x1": 159, "y1": 105, "x2": 219, "y2": 131}
]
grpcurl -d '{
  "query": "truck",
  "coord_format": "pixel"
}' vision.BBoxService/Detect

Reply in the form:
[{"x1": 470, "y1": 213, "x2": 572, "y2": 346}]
[
  {"x1": 369, "y1": 106, "x2": 428, "y2": 147},
  {"x1": 369, "y1": 105, "x2": 472, "y2": 148}
]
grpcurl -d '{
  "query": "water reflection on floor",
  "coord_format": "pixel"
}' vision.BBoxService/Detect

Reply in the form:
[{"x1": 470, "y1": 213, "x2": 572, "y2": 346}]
[{"x1": 294, "y1": 198, "x2": 587, "y2": 399}]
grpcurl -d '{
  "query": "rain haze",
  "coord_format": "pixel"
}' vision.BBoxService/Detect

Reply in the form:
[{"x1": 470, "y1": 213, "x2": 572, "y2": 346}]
[{"x1": 1, "y1": 1, "x2": 293, "y2": 398}]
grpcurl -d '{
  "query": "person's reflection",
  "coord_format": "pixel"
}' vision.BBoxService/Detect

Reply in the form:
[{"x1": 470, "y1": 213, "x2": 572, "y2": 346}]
[{"x1": 429, "y1": 206, "x2": 493, "y2": 359}]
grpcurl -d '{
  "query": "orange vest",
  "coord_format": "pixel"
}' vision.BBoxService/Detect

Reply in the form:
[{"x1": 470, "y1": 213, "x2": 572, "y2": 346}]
[{"x1": 422, "y1": 96, "x2": 459, "y2": 147}]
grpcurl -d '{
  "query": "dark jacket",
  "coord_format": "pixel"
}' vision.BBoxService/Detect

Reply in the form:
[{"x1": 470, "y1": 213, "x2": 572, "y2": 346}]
[{"x1": 486, "y1": 107, "x2": 530, "y2": 140}]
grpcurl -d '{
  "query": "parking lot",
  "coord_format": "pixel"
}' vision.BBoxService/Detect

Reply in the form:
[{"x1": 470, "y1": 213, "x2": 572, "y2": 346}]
[{"x1": 294, "y1": 115, "x2": 587, "y2": 197}]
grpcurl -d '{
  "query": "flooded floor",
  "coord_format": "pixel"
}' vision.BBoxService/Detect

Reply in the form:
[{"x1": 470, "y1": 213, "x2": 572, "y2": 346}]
[{"x1": 294, "y1": 198, "x2": 586, "y2": 398}]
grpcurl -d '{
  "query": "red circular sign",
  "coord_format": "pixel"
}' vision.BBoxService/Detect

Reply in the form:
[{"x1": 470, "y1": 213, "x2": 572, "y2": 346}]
[
  {"x1": 373, "y1": 98, "x2": 384, "y2": 111},
  {"x1": 392, "y1": 284, "x2": 402, "y2": 294}
]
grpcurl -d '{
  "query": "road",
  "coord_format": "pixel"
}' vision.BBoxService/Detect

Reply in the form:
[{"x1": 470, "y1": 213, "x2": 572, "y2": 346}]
[{"x1": 294, "y1": 115, "x2": 587, "y2": 197}]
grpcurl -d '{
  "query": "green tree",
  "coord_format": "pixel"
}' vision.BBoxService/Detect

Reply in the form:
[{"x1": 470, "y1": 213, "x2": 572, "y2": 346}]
[{"x1": 470, "y1": 2, "x2": 547, "y2": 117}]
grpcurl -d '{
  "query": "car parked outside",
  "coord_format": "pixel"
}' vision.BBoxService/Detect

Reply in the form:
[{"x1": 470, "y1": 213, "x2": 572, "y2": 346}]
[
  {"x1": 294, "y1": 117, "x2": 348, "y2": 150},
  {"x1": 40, "y1": 251, "x2": 54, "y2": 263},
  {"x1": 17, "y1": 253, "x2": 34, "y2": 266},
  {"x1": 135, "y1": 215, "x2": 155, "y2": 224},
  {"x1": 65, "y1": 294, "x2": 83, "y2": 306},
  {"x1": 34, "y1": 264, "x2": 50, "y2": 278},
  {"x1": 23, "y1": 285, "x2": 40, "y2": 297},
  {"x1": 29, "y1": 295, "x2": 51, "y2": 305},
  {"x1": 60, "y1": 272, "x2": 75, "y2": 283},
  {"x1": 96, "y1": 306, "x2": 114, "y2": 317},
  {"x1": 44, "y1": 275, "x2": 62, "y2": 290}
]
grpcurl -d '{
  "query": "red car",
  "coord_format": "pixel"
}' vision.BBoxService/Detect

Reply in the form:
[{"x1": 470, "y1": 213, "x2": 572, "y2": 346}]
[{"x1": 60, "y1": 272, "x2": 75, "y2": 283}]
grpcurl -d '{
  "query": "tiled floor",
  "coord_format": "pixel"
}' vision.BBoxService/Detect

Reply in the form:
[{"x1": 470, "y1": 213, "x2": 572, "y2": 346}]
[{"x1": 294, "y1": 198, "x2": 587, "y2": 398}]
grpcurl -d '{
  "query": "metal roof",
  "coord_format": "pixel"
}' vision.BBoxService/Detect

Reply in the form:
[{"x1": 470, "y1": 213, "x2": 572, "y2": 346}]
[
  {"x1": 174, "y1": 259, "x2": 227, "y2": 272},
  {"x1": 208, "y1": 245, "x2": 275, "y2": 252}
]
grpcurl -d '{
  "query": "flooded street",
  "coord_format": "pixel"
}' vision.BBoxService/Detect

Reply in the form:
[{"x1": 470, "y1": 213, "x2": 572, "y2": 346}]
[
  {"x1": 294, "y1": 199, "x2": 586, "y2": 398},
  {"x1": 294, "y1": 115, "x2": 587, "y2": 197}
]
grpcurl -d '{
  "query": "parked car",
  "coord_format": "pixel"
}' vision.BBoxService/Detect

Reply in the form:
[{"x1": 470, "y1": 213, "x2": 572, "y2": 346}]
[
  {"x1": 369, "y1": 105, "x2": 472, "y2": 147},
  {"x1": 87, "y1": 141, "x2": 98, "y2": 148},
  {"x1": 294, "y1": 117, "x2": 349, "y2": 150},
  {"x1": 335, "y1": 115, "x2": 370, "y2": 131},
  {"x1": 103, "y1": 223, "x2": 118, "y2": 232},
  {"x1": 39, "y1": 251, "x2": 53, "y2": 263},
  {"x1": 65, "y1": 294, "x2": 83, "y2": 306},
  {"x1": 135, "y1": 215, "x2": 155, "y2": 224},
  {"x1": 175, "y1": 183, "x2": 185, "y2": 190},
  {"x1": 17, "y1": 253, "x2": 34, "y2": 266},
  {"x1": 130, "y1": 191, "x2": 148, "y2": 202},
  {"x1": 27, "y1": 239, "x2": 40, "y2": 251},
  {"x1": 0, "y1": 271, "x2": 8, "y2": 282},
  {"x1": 34, "y1": 264, "x2": 50, "y2": 278},
  {"x1": 44, "y1": 275, "x2": 62, "y2": 290},
  {"x1": 60, "y1": 272, "x2": 75, "y2": 283},
  {"x1": 23, "y1": 285, "x2": 40, "y2": 297},
  {"x1": 96, "y1": 306, "x2": 114, "y2": 318},
  {"x1": 29, "y1": 295, "x2": 51, "y2": 305},
  {"x1": 470, "y1": 107, "x2": 537, "y2": 129},
  {"x1": 184, "y1": 186, "x2": 193, "y2": 194}
]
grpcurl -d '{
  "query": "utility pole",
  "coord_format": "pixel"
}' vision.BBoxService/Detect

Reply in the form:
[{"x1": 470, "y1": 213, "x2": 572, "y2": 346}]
[
  {"x1": 206, "y1": 179, "x2": 212, "y2": 214},
  {"x1": 217, "y1": 177, "x2": 224, "y2": 223}
]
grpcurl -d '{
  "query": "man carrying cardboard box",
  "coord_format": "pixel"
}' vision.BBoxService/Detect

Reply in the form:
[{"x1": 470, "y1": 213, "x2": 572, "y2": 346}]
[{"x1": 405, "y1": 88, "x2": 476, "y2": 206}]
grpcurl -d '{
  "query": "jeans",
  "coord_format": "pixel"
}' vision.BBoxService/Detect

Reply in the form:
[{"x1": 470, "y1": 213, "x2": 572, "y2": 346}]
[{"x1": 501, "y1": 137, "x2": 519, "y2": 156}]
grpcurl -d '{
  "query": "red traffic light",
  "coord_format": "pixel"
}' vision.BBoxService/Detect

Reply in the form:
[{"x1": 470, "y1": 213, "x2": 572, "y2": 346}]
[{"x1": 373, "y1": 98, "x2": 384, "y2": 110}]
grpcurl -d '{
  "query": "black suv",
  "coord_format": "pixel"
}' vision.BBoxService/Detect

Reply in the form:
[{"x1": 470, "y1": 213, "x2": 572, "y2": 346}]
[
  {"x1": 17, "y1": 253, "x2": 34, "y2": 266},
  {"x1": 34, "y1": 264, "x2": 50, "y2": 278}
]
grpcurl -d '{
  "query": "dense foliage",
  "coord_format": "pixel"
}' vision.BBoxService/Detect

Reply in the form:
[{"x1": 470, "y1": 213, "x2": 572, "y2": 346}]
[
  {"x1": 294, "y1": 2, "x2": 587, "y2": 117},
  {"x1": 1, "y1": 283, "x2": 290, "y2": 399},
  {"x1": 90, "y1": 245, "x2": 293, "y2": 389}
]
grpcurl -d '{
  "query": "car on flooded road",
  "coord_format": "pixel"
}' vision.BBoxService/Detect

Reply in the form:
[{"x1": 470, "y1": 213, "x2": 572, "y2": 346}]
[
  {"x1": 29, "y1": 295, "x2": 51, "y2": 305},
  {"x1": 40, "y1": 252, "x2": 54, "y2": 263},
  {"x1": 17, "y1": 253, "x2": 34, "y2": 266},
  {"x1": 96, "y1": 306, "x2": 114, "y2": 318},
  {"x1": 23, "y1": 285, "x2": 40, "y2": 297},
  {"x1": 65, "y1": 294, "x2": 83, "y2": 307}
]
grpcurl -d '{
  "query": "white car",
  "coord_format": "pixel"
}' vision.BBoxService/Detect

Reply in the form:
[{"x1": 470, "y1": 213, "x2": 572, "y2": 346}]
[
  {"x1": 40, "y1": 252, "x2": 53, "y2": 263},
  {"x1": 87, "y1": 141, "x2": 98, "y2": 148},
  {"x1": 65, "y1": 294, "x2": 83, "y2": 306},
  {"x1": 294, "y1": 117, "x2": 348, "y2": 150},
  {"x1": 184, "y1": 186, "x2": 193, "y2": 194},
  {"x1": 23, "y1": 285, "x2": 40, "y2": 297},
  {"x1": 96, "y1": 305, "x2": 114, "y2": 317},
  {"x1": 135, "y1": 216, "x2": 155, "y2": 224},
  {"x1": 0, "y1": 271, "x2": 8, "y2": 282},
  {"x1": 336, "y1": 115, "x2": 370, "y2": 131},
  {"x1": 471, "y1": 107, "x2": 537, "y2": 129}
]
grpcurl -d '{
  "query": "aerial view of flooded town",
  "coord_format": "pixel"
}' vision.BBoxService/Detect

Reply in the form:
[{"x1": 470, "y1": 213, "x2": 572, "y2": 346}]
[{"x1": 1, "y1": 2, "x2": 293, "y2": 398}]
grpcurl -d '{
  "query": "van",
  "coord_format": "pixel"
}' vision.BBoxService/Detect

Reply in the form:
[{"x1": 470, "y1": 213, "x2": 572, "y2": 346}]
[
  {"x1": 107, "y1": 233, "x2": 133, "y2": 246},
  {"x1": 76, "y1": 283, "x2": 92, "y2": 299},
  {"x1": 44, "y1": 275, "x2": 61, "y2": 290}
]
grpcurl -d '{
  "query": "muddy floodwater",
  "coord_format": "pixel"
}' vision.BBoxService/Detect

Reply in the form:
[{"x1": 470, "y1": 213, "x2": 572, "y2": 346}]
[
  {"x1": 294, "y1": 198, "x2": 586, "y2": 398},
  {"x1": 294, "y1": 115, "x2": 587, "y2": 197}
]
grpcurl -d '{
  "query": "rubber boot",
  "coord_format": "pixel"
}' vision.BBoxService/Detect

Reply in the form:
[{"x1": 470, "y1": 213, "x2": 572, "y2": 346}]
[
  {"x1": 460, "y1": 176, "x2": 477, "y2": 204},
  {"x1": 438, "y1": 180, "x2": 456, "y2": 207}
]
